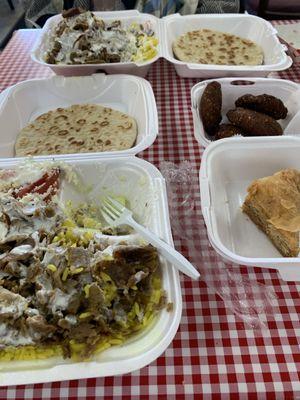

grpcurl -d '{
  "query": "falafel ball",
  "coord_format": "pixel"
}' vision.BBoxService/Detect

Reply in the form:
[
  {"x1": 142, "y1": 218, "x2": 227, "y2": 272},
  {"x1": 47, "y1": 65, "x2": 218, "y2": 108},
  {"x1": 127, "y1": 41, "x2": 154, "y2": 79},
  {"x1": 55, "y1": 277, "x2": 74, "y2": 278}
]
[
  {"x1": 235, "y1": 94, "x2": 288, "y2": 120},
  {"x1": 227, "y1": 108, "x2": 283, "y2": 136},
  {"x1": 200, "y1": 81, "x2": 222, "y2": 135},
  {"x1": 214, "y1": 124, "x2": 244, "y2": 140}
]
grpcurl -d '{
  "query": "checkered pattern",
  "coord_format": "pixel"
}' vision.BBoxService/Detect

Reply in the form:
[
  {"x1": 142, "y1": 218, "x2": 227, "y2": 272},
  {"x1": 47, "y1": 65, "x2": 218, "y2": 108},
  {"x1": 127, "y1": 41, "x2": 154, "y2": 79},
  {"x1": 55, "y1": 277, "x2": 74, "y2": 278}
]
[
  {"x1": 274, "y1": 19, "x2": 300, "y2": 59},
  {"x1": 1, "y1": 25, "x2": 300, "y2": 399}
]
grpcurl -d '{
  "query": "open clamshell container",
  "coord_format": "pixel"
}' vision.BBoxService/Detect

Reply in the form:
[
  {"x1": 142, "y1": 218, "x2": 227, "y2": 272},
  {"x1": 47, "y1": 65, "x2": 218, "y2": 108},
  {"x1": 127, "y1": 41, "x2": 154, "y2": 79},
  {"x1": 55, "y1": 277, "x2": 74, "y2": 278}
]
[
  {"x1": 200, "y1": 136, "x2": 300, "y2": 282},
  {"x1": 31, "y1": 11, "x2": 291, "y2": 79},
  {"x1": 191, "y1": 77, "x2": 300, "y2": 148},
  {"x1": 31, "y1": 10, "x2": 161, "y2": 77},
  {"x1": 0, "y1": 154, "x2": 182, "y2": 386},
  {"x1": 0, "y1": 73, "x2": 158, "y2": 158},
  {"x1": 161, "y1": 13, "x2": 292, "y2": 79}
]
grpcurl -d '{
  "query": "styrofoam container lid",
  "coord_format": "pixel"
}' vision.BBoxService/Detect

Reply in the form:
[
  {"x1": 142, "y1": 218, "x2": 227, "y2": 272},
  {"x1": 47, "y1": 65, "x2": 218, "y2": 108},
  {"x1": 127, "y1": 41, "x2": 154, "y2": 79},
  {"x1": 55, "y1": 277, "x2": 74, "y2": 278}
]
[
  {"x1": 191, "y1": 77, "x2": 300, "y2": 148},
  {"x1": 31, "y1": 10, "x2": 161, "y2": 78},
  {"x1": 0, "y1": 73, "x2": 158, "y2": 159},
  {"x1": 162, "y1": 13, "x2": 292, "y2": 78},
  {"x1": 200, "y1": 136, "x2": 300, "y2": 282},
  {"x1": 0, "y1": 154, "x2": 182, "y2": 386}
]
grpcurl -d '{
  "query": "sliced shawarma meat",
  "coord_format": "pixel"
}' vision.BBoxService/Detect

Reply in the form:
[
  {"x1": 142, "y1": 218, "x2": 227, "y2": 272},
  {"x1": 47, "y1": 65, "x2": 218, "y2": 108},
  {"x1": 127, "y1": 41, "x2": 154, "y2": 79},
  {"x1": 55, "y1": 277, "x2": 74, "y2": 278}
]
[
  {"x1": 0, "y1": 197, "x2": 61, "y2": 245},
  {"x1": 0, "y1": 287, "x2": 28, "y2": 320},
  {"x1": 67, "y1": 247, "x2": 91, "y2": 269},
  {"x1": 26, "y1": 315, "x2": 56, "y2": 341},
  {"x1": 93, "y1": 245, "x2": 159, "y2": 288}
]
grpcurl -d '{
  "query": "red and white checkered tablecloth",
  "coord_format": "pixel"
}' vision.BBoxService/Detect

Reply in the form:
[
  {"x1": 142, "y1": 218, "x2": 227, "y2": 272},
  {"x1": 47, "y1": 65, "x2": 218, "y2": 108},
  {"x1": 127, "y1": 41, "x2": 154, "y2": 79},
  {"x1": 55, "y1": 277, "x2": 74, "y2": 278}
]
[{"x1": 1, "y1": 26, "x2": 300, "y2": 400}]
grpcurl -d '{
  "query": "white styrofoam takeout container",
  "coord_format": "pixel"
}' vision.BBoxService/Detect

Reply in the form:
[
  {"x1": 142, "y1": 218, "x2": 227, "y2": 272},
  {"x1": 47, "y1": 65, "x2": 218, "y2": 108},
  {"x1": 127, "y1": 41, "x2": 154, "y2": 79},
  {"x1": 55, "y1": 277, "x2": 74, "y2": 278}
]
[
  {"x1": 191, "y1": 77, "x2": 300, "y2": 148},
  {"x1": 31, "y1": 11, "x2": 292, "y2": 79},
  {"x1": 31, "y1": 10, "x2": 161, "y2": 77},
  {"x1": 200, "y1": 136, "x2": 300, "y2": 282},
  {"x1": 0, "y1": 73, "x2": 158, "y2": 158},
  {"x1": 0, "y1": 154, "x2": 182, "y2": 386},
  {"x1": 162, "y1": 13, "x2": 292, "y2": 78}
]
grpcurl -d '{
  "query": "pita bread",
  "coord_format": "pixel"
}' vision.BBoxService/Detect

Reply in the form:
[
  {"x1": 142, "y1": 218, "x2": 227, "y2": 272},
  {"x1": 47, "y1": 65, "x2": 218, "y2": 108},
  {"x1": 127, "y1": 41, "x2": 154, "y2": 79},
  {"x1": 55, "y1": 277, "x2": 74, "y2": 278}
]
[
  {"x1": 173, "y1": 29, "x2": 263, "y2": 66},
  {"x1": 15, "y1": 104, "x2": 138, "y2": 156}
]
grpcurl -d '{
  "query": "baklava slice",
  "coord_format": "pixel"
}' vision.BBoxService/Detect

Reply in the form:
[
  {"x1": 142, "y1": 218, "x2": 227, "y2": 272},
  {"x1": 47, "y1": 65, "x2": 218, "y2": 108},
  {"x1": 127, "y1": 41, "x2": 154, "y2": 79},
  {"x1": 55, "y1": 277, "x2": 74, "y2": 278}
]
[{"x1": 242, "y1": 169, "x2": 300, "y2": 257}]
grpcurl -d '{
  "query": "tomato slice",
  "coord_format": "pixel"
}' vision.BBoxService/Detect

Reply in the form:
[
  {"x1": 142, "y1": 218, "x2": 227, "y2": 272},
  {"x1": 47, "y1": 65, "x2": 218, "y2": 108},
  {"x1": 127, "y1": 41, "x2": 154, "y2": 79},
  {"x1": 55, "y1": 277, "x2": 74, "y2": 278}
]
[{"x1": 14, "y1": 168, "x2": 60, "y2": 201}]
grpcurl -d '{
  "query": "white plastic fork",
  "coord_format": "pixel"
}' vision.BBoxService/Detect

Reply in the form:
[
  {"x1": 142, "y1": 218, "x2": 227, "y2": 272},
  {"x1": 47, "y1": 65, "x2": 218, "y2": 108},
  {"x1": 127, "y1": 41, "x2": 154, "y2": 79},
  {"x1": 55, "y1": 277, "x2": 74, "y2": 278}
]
[{"x1": 101, "y1": 196, "x2": 200, "y2": 280}]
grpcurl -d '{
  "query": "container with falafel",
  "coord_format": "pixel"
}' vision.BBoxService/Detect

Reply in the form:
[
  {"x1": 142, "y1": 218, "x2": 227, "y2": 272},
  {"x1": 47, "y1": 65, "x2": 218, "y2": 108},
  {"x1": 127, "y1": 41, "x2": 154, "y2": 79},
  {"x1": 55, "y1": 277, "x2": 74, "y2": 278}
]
[{"x1": 191, "y1": 77, "x2": 300, "y2": 147}]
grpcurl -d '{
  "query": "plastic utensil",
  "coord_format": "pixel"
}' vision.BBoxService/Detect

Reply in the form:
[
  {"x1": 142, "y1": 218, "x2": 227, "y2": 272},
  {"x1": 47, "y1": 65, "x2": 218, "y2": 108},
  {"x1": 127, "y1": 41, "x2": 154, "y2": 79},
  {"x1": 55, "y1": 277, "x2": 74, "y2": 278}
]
[{"x1": 101, "y1": 196, "x2": 200, "y2": 280}]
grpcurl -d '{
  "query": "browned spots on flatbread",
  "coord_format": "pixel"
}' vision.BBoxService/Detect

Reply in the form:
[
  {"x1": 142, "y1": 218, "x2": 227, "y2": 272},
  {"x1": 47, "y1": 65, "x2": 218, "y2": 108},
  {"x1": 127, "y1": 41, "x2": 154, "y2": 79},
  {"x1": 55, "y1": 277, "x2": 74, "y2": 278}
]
[
  {"x1": 58, "y1": 130, "x2": 68, "y2": 136},
  {"x1": 172, "y1": 28, "x2": 263, "y2": 66},
  {"x1": 49, "y1": 126, "x2": 58, "y2": 133},
  {"x1": 55, "y1": 115, "x2": 68, "y2": 122},
  {"x1": 15, "y1": 103, "x2": 138, "y2": 156}
]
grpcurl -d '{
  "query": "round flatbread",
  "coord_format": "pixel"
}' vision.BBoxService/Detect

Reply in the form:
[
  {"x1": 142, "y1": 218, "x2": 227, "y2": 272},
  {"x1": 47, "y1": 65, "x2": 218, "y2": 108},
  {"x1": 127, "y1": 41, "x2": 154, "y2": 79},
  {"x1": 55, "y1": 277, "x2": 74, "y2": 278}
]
[
  {"x1": 172, "y1": 29, "x2": 263, "y2": 66},
  {"x1": 15, "y1": 104, "x2": 138, "y2": 156}
]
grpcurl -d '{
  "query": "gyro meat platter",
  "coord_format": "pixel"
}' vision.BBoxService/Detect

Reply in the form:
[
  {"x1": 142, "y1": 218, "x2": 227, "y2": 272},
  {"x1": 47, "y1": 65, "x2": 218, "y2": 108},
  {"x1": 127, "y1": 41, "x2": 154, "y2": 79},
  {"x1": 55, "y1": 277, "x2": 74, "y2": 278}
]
[
  {"x1": 0, "y1": 156, "x2": 181, "y2": 385},
  {"x1": 44, "y1": 9, "x2": 158, "y2": 65},
  {"x1": 31, "y1": 9, "x2": 160, "y2": 77}
]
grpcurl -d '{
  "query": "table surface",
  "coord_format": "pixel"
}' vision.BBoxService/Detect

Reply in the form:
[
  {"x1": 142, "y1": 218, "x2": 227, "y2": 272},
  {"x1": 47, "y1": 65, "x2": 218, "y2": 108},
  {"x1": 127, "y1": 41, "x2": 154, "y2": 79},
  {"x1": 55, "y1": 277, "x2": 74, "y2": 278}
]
[{"x1": 1, "y1": 23, "x2": 300, "y2": 400}]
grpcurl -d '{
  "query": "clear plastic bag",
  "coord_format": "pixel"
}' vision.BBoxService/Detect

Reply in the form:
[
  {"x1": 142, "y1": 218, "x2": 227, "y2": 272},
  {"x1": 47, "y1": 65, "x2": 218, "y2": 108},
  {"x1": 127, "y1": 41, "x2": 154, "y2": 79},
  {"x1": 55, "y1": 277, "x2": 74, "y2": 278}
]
[{"x1": 160, "y1": 160, "x2": 278, "y2": 330}]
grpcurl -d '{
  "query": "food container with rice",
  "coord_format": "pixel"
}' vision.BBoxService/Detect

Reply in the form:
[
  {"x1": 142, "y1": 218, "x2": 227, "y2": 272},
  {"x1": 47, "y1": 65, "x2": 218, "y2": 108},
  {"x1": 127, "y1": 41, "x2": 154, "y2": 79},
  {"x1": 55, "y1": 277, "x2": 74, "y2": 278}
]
[
  {"x1": 31, "y1": 9, "x2": 160, "y2": 77},
  {"x1": 0, "y1": 155, "x2": 181, "y2": 386},
  {"x1": 199, "y1": 135, "x2": 300, "y2": 282},
  {"x1": 191, "y1": 77, "x2": 300, "y2": 148},
  {"x1": 161, "y1": 13, "x2": 292, "y2": 78},
  {"x1": 0, "y1": 73, "x2": 157, "y2": 158}
]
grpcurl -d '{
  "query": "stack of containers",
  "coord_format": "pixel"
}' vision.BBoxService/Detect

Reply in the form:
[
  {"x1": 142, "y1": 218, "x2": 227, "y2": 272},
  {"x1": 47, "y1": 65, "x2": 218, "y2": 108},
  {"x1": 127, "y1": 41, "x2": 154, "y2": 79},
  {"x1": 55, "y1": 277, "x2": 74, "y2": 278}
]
[
  {"x1": 0, "y1": 11, "x2": 177, "y2": 384},
  {"x1": 192, "y1": 77, "x2": 300, "y2": 282},
  {"x1": 0, "y1": 9, "x2": 296, "y2": 383}
]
